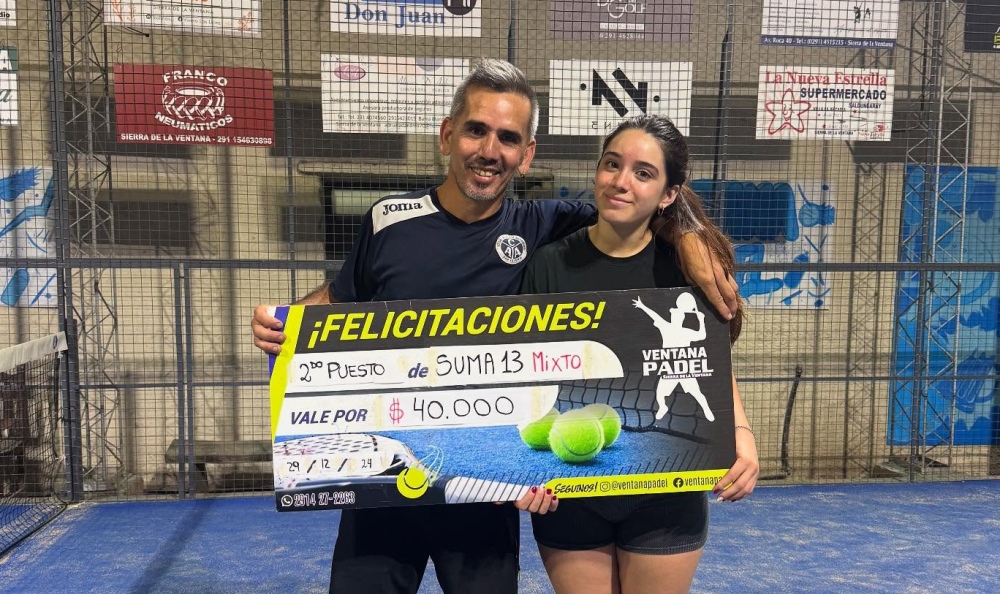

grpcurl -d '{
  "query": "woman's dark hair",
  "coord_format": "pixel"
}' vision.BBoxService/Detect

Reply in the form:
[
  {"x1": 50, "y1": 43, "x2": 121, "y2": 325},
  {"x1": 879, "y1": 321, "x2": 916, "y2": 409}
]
[{"x1": 600, "y1": 114, "x2": 745, "y2": 342}]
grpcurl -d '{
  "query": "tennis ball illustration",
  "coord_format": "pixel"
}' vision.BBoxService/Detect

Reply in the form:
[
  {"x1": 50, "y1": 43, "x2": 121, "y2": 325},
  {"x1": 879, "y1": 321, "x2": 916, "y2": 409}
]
[
  {"x1": 583, "y1": 403, "x2": 622, "y2": 447},
  {"x1": 397, "y1": 466, "x2": 429, "y2": 499},
  {"x1": 519, "y1": 408, "x2": 559, "y2": 450},
  {"x1": 548, "y1": 408, "x2": 605, "y2": 463}
]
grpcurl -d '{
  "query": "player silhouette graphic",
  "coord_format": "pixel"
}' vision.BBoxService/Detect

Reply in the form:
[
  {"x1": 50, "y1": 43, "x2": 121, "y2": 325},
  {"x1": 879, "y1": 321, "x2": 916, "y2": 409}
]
[{"x1": 633, "y1": 294, "x2": 716, "y2": 422}]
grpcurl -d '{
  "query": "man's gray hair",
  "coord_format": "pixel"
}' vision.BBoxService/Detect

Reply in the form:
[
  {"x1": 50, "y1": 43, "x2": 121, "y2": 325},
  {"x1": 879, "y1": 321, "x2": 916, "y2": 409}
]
[{"x1": 449, "y1": 58, "x2": 539, "y2": 140}]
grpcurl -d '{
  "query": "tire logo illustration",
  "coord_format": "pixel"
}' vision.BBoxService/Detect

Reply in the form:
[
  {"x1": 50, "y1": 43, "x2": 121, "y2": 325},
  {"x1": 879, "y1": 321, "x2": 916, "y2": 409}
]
[
  {"x1": 155, "y1": 69, "x2": 234, "y2": 132},
  {"x1": 162, "y1": 81, "x2": 225, "y2": 121}
]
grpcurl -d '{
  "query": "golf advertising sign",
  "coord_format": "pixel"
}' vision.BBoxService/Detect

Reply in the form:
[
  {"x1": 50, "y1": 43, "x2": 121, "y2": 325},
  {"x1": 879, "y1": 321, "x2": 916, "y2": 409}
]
[{"x1": 269, "y1": 288, "x2": 735, "y2": 512}]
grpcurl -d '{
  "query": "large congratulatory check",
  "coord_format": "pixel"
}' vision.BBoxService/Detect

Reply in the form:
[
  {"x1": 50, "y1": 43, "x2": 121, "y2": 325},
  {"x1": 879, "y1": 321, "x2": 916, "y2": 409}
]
[{"x1": 269, "y1": 288, "x2": 736, "y2": 512}]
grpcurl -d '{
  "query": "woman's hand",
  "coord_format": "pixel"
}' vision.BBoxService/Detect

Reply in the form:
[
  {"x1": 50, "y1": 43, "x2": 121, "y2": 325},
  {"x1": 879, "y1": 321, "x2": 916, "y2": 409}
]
[
  {"x1": 513, "y1": 485, "x2": 559, "y2": 514},
  {"x1": 713, "y1": 427, "x2": 759, "y2": 502}
]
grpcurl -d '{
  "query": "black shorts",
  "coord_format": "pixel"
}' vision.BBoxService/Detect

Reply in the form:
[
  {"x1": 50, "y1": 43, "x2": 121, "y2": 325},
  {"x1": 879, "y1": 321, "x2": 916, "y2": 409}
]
[
  {"x1": 330, "y1": 503, "x2": 519, "y2": 594},
  {"x1": 530, "y1": 492, "x2": 708, "y2": 555}
]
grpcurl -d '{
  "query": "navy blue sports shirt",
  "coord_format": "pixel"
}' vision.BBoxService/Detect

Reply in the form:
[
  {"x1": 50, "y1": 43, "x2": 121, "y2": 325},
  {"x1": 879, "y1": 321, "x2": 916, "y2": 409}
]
[{"x1": 330, "y1": 188, "x2": 596, "y2": 302}]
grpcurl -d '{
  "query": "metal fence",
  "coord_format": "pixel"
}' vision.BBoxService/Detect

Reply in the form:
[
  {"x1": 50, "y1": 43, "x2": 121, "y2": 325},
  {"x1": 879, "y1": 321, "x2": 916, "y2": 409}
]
[{"x1": 0, "y1": 0, "x2": 997, "y2": 504}]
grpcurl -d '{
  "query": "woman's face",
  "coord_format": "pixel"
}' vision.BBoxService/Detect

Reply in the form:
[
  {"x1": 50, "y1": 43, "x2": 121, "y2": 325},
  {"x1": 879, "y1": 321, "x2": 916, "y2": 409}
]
[{"x1": 594, "y1": 128, "x2": 678, "y2": 229}]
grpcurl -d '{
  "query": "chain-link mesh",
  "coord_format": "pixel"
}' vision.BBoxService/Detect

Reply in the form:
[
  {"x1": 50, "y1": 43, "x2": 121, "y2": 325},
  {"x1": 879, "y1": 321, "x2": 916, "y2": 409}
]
[
  {"x1": 0, "y1": 0, "x2": 996, "y2": 506},
  {"x1": 0, "y1": 335, "x2": 66, "y2": 555}
]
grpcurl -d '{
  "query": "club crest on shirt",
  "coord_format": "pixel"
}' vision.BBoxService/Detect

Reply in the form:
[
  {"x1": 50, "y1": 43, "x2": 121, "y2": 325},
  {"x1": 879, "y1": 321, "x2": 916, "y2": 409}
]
[{"x1": 495, "y1": 234, "x2": 527, "y2": 265}]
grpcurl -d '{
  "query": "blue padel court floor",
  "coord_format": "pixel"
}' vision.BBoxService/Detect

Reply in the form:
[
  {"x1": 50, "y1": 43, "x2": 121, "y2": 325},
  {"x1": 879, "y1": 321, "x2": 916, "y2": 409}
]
[{"x1": 1, "y1": 481, "x2": 998, "y2": 594}]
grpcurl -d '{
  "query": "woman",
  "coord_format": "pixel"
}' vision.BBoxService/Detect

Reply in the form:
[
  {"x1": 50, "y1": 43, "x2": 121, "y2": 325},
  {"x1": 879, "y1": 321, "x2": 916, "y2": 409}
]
[{"x1": 515, "y1": 114, "x2": 759, "y2": 594}]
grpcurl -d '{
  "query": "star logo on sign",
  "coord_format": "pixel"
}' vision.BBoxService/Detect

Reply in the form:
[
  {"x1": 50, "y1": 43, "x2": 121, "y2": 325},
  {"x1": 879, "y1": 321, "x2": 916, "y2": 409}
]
[{"x1": 764, "y1": 89, "x2": 811, "y2": 135}]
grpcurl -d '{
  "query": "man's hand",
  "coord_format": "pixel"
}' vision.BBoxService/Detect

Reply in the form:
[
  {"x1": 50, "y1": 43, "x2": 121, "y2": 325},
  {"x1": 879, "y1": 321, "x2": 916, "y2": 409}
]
[
  {"x1": 676, "y1": 233, "x2": 739, "y2": 319},
  {"x1": 252, "y1": 304, "x2": 285, "y2": 355},
  {"x1": 252, "y1": 282, "x2": 334, "y2": 355},
  {"x1": 513, "y1": 485, "x2": 559, "y2": 515}
]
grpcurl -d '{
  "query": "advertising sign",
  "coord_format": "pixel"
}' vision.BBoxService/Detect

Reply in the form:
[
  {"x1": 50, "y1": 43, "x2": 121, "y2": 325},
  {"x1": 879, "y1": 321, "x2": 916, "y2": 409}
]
[
  {"x1": 756, "y1": 66, "x2": 894, "y2": 141},
  {"x1": 0, "y1": 47, "x2": 16, "y2": 126},
  {"x1": 1, "y1": 168, "x2": 56, "y2": 308},
  {"x1": 549, "y1": 0, "x2": 692, "y2": 42},
  {"x1": 105, "y1": 0, "x2": 260, "y2": 37},
  {"x1": 549, "y1": 60, "x2": 692, "y2": 136},
  {"x1": 331, "y1": 0, "x2": 480, "y2": 36},
  {"x1": 0, "y1": 1, "x2": 14, "y2": 27},
  {"x1": 321, "y1": 55, "x2": 467, "y2": 134},
  {"x1": 964, "y1": 1, "x2": 1000, "y2": 53},
  {"x1": 761, "y1": 0, "x2": 898, "y2": 48},
  {"x1": 115, "y1": 64, "x2": 274, "y2": 147}
]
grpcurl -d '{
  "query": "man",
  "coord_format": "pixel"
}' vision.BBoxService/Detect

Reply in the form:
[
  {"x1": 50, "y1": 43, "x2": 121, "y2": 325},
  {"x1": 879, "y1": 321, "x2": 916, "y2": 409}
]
[{"x1": 252, "y1": 58, "x2": 738, "y2": 594}]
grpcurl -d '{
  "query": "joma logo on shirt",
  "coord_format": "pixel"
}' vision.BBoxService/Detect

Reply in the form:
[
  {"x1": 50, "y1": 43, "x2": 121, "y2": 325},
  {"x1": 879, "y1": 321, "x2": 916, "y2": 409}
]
[
  {"x1": 371, "y1": 194, "x2": 437, "y2": 234},
  {"x1": 383, "y1": 202, "x2": 422, "y2": 216}
]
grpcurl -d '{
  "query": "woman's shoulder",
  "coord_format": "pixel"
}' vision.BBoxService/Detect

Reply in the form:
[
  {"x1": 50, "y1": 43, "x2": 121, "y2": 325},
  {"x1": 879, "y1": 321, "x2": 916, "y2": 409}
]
[{"x1": 531, "y1": 227, "x2": 588, "y2": 262}]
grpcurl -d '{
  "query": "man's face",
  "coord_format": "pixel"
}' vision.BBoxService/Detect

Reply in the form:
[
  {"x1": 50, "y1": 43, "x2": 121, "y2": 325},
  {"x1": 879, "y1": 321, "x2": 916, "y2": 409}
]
[{"x1": 439, "y1": 88, "x2": 536, "y2": 203}]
